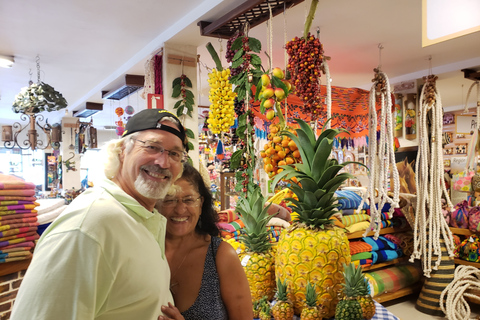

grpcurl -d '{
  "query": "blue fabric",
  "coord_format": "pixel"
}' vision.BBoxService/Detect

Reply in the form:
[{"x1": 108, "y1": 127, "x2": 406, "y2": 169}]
[
  {"x1": 335, "y1": 190, "x2": 369, "y2": 210},
  {"x1": 362, "y1": 236, "x2": 397, "y2": 251}
]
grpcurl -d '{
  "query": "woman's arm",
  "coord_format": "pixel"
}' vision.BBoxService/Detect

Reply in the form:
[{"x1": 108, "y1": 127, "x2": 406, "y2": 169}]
[{"x1": 216, "y1": 240, "x2": 254, "y2": 320}]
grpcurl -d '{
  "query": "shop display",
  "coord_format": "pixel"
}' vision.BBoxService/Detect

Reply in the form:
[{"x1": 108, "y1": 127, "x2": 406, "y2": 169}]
[
  {"x1": 272, "y1": 119, "x2": 354, "y2": 317},
  {"x1": 235, "y1": 188, "x2": 275, "y2": 302}
]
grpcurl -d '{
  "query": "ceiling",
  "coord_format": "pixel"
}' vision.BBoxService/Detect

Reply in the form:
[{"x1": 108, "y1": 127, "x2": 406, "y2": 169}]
[{"x1": 1, "y1": 0, "x2": 479, "y2": 130}]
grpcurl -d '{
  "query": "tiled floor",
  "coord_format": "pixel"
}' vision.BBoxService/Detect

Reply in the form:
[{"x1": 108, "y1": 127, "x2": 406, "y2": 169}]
[{"x1": 383, "y1": 294, "x2": 480, "y2": 320}]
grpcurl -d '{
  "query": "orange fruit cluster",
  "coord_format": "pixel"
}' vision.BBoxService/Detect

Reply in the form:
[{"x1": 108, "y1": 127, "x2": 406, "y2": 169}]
[{"x1": 260, "y1": 124, "x2": 301, "y2": 179}]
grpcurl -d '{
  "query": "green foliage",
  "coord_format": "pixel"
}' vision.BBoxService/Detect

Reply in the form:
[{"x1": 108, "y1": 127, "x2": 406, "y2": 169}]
[
  {"x1": 271, "y1": 118, "x2": 365, "y2": 228},
  {"x1": 12, "y1": 82, "x2": 68, "y2": 114}
]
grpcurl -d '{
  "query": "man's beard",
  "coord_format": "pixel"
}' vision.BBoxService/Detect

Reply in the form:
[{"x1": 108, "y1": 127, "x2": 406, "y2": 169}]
[{"x1": 134, "y1": 166, "x2": 172, "y2": 199}]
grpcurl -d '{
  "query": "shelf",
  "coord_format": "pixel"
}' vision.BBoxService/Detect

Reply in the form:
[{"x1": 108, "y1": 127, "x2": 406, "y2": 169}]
[
  {"x1": 374, "y1": 282, "x2": 422, "y2": 303},
  {"x1": 347, "y1": 227, "x2": 411, "y2": 239},
  {"x1": 0, "y1": 258, "x2": 31, "y2": 277},
  {"x1": 449, "y1": 227, "x2": 475, "y2": 236},
  {"x1": 454, "y1": 258, "x2": 480, "y2": 267},
  {"x1": 361, "y1": 257, "x2": 410, "y2": 271}
]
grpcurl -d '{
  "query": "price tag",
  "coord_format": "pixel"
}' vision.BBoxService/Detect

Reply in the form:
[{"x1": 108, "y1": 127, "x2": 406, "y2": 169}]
[{"x1": 241, "y1": 254, "x2": 251, "y2": 267}]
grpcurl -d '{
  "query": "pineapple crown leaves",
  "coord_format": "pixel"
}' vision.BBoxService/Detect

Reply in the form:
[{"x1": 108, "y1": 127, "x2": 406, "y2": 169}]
[
  {"x1": 253, "y1": 296, "x2": 268, "y2": 310},
  {"x1": 275, "y1": 278, "x2": 289, "y2": 301},
  {"x1": 305, "y1": 282, "x2": 318, "y2": 307},
  {"x1": 235, "y1": 188, "x2": 273, "y2": 252},
  {"x1": 341, "y1": 262, "x2": 370, "y2": 297}
]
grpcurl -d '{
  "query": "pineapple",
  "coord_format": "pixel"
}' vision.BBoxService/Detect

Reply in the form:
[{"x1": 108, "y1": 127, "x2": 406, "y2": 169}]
[
  {"x1": 300, "y1": 282, "x2": 322, "y2": 320},
  {"x1": 336, "y1": 263, "x2": 376, "y2": 320},
  {"x1": 272, "y1": 119, "x2": 357, "y2": 317},
  {"x1": 272, "y1": 279, "x2": 294, "y2": 320},
  {"x1": 254, "y1": 296, "x2": 268, "y2": 319},
  {"x1": 236, "y1": 188, "x2": 276, "y2": 302},
  {"x1": 259, "y1": 300, "x2": 272, "y2": 320}
]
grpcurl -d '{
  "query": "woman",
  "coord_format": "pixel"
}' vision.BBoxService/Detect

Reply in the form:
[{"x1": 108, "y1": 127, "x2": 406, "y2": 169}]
[{"x1": 157, "y1": 163, "x2": 253, "y2": 320}]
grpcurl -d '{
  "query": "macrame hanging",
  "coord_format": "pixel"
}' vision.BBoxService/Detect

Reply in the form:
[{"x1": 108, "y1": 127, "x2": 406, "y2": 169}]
[
  {"x1": 411, "y1": 73, "x2": 455, "y2": 277},
  {"x1": 363, "y1": 46, "x2": 400, "y2": 238},
  {"x1": 462, "y1": 80, "x2": 479, "y2": 114}
]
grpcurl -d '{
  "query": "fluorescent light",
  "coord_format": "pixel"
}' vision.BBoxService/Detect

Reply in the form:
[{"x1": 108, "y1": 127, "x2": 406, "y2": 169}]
[{"x1": 0, "y1": 55, "x2": 14, "y2": 68}]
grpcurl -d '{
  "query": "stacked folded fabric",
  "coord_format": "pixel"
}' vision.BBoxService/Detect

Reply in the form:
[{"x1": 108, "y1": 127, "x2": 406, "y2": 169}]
[
  {"x1": 349, "y1": 240, "x2": 374, "y2": 266},
  {"x1": 362, "y1": 236, "x2": 403, "y2": 264},
  {"x1": 0, "y1": 175, "x2": 40, "y2": 263},
  {"x1": 35, "y1": 198, "x2": 67, "y2": 235},
  {"x1": 364, "y1": 264, "x2": 422, "y2": 297}
]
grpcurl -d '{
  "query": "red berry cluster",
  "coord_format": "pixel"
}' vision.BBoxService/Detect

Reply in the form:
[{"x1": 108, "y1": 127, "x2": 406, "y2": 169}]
[{"x1": 286, "y1": 33, "x2": 324, "y2": 115}]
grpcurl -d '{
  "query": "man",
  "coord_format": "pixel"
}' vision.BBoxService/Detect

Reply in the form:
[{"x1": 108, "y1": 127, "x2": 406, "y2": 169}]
[{"x1": 11, "y1": 109, "x2": 187, "y2": 320}]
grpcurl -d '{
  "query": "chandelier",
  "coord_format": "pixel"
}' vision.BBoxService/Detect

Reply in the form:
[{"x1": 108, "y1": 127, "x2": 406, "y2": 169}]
[{"x1": 2, "y1": 55, "x2": 67, "y2": 151}]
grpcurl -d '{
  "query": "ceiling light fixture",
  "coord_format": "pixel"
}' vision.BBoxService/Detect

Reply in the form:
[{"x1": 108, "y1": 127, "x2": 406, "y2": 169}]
[{"x1": 0, "y1": 55, "x2": 14, "y2": 68}]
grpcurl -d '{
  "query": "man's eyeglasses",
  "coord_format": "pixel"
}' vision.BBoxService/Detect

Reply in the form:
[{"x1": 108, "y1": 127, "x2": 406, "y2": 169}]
[
  {"x1": 161, "y1": 196, "x2": 202, "y2": 208},
  {"x1": 132, "y1": 139, "x2": 186, "y2": 163}
]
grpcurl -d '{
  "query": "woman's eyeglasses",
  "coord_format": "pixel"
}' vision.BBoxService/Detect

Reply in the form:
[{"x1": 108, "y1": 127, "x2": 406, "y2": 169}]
[
  {"x1": 161, "y1": 196, "x2": 202, "y2": 207},
  {"x1": 132, "y1": 139, "x2": 186, "y2": 163}
]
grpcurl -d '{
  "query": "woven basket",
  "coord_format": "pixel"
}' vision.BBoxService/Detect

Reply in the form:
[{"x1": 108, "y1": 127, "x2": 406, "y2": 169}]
[{"x1": 415, "y1": 238, "x2": 455, "y2": 316}]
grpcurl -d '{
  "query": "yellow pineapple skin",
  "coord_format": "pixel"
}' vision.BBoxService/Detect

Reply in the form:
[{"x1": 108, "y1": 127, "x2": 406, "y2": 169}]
[
  {"x1": 272, "y1": 300, "x2": 294, "y2": 320},
  {"x1": 240, "y1": 250, "x2": 276, "y2": 302},
  {"x1": 359, "y1": 295, "x2": 376, "y2": 319},
  {"x1": 275, "y1": 226, "x2": 351, "y2": 317},
  {"x1": 300, "y1": 306, "x2": 322, "y2": 320}
]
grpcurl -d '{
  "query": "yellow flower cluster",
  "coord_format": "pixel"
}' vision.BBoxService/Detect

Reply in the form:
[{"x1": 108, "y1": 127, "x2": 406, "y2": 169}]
[
  {"x1": 226, "y1": 238, "x2": 245, "y2": 254},
  {"x1": 207, "y1": 68, "x2": 236, "y2": 134}
]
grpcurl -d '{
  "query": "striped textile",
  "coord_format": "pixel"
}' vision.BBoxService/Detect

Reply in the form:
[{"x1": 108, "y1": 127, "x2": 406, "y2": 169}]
[
  {"x1": 364, "y1": 265, "x2": 422, "y2": 297},
  {"x1": 0, "y1": 189, "x2": 36, "y2": 196},
  {"x1": 351, "y1": 251, "x2": 372, "y2": 261},
  {"x1": 0, "y1": 209, "x2": 37, "y2": 216},
  {"x1": 0, "y1": 200, "x2": 37, "y2": 206},
  {"x1": 349, "y1": 241, "x2": 372, "y2": 255},
  {"x1": 0, "y1": 196, "x2": 36, "y2": 201},
  {"x1": 0, "y1": 181, "x2": 36, "y2": 190},
  {"x1": 217, "y1": 209, "x2": 238, "y2": 223},
  {"x1": 341, "y1": 213, "x2": 370, "y2": 227}
]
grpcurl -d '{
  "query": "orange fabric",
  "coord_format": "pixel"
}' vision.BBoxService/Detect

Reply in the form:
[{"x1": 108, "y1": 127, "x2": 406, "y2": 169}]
[
  {"x1": 251, "y1": 85, "x2": 371, "y2": 138},
  {"x1": 349, "y1": 241, "x2": 373, "y2": 255}
]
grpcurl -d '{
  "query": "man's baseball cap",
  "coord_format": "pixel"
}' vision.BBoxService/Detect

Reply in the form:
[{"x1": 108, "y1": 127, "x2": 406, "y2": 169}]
[{"x1": 122, "y1": 109, "x2": 187, "y2": 150}]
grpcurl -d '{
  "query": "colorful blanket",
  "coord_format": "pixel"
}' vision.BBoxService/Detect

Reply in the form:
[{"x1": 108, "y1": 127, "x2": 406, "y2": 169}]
[
  {"x1": 0, "y1": 227, "x2": 38, "y2": 238},
  {"x1": 0, "y1": 222, "x2": 39, "y2": 231},
  {"x1": 353, "y1": 259, "x2": 373, "y2": 267},
  {"x1": 0, "y1": 213, "x2": 37, "y2": 221},
  {"x1": 349, "y1": 241, "x2": 373, "y2": 255},
  {"x1": 0, "y1": 181, "x2": 36, "y2": 190},
  {"x1": 0, "y1": 234, "x2": 39, "y2": 248},
  {"x1": 0, "y1": 204, "x2": 38, "y2": 211},
  {"x1": 217, "y1": 219, "x2": 245, "y2": 233},
  {"x1": 364, "y1": 265, "x2": 421, "y2": 297},
  {"x1": 341, "y1": 213, "x2": 370, "y2": 227},
  {"x1": 0, "y1": 189, "x2": 36, "y2": 196},
  {"x1": 371, "y1": 249, "x2": 403, "y2": 264},
  {"x1": 0, "y1": 252, "x2": 33, "y2": 263},
  {"x1": 341, "y1": 209, "x2": 367, "y2": 215},
  {"x1": 0, "y1": 196, "x2": 36, "y2": 202},
  {"x1": 362, "y1": 236, "x2": 398, "y2": 251},
  {"x1": 345, "y1": 221, "x2": 370, "y2": 233},
  {"x1": 0, "y1": 200, "x2": 37, "y2": 206},
  {"x1": 1, "y1": 241, "x2": 35, "y2": 250},
  {"x1": 0, "y1": 217, "x2": 37, "y2": 224},
  {"x1": 351, "y1": 251, "x2": 373, "y2": 261},
  {"x1": 0, "y1": 246, "x2": 32, "y2": 254},
  {"x1": 335, "y1": 190, "x2": 369, "y2": 210},
  {"x1": 0, "y1": 209, "x2": 37, "y2": 216},
  {"x1": 0, "y1": 230, "x2": 38, "y2": 242},
  {"x1": 217, "y1": 209, "x2": 239, "y2": 223}
]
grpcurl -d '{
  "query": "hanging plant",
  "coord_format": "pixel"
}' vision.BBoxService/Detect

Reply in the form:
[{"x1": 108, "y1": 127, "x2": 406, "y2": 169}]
[
  {"x1": 228, "y1": 35, "x2": 263, "y2": 102},
  {"x1": 172, "y1": 74, "x2": 194, "y2": 117},
  {"x1": 171, "y1": 74, "x2": 195, "y2": 152},
  {"x1": 12, "y1": 82, "x2": 68, "y2": 114}
]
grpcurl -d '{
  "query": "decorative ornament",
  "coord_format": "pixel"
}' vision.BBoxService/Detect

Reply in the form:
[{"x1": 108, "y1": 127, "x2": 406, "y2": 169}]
[{"x1": 125, "y1": 105, "x2": 135, "y2": 115}]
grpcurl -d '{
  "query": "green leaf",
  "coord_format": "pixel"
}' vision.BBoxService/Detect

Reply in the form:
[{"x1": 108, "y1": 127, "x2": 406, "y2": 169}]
[
  {"x1": 206, "y1": 42, "x2": 223, "y2": 71},
  {"x1": 185, "y1": 96, "x2": 195, "y2": 106},
  {"x1": 248, "y1": 37, "x2": 262, "y2": 53},
  {"x1": 250, "y1": 54, "x2": 262, "y2": 66},
  {"x1": 186, "y1": 128, "x2": 195, "y2": 139},
  {"x1": 232, "y1": 57, "x2": 244, "y2": 69},
  {"x1": 185, "y1": 90, "x2": 194, "y2": 100},
  {"x1": 231, "y1": 36, "x2": 244, "y2": 51},
  {"x1": 172, "y1": 85, "x2": 181, "y2": 98},
  {"x1": 254, "y1": 78, "x2": 263, "y2": 101},
  {"x1": 187, "y1": 141, "x2": 194, "y2": 151},
  {"x1": 271, "y1": 76, "x2": 288, "y2": 94},
  {"x1": 183, "y1": 77, "x2": 192, "y2": 88},
  {"x1": 173, "y1": 77, "x2": 182, "y2": 88},
  {"x1": 230, "y1": 149, "x2": 244, "y2": 169},
  {"x1": 176, "y1": 105, "x2": 184, "y2": 117},
  {"x1": 174, "y1": 100, "x2": 182, "y2": 109},
  {"x1": 233, "y1": 48, "x2": 244, "y2": 61}
]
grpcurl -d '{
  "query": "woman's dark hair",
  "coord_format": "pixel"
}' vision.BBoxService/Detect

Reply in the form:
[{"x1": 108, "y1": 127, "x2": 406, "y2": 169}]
[{"x1": 180, "y1": 163, "x2": 220, "y2": 237}]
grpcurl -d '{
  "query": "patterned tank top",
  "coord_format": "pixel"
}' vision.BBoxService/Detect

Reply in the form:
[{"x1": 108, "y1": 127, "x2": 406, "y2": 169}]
[{"x1": 181, "y1": 236, "x2": 228, "y2": 320}]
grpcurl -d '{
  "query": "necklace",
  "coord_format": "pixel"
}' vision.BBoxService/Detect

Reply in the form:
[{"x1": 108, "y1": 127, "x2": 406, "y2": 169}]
[{"x1": 169, "y1": 235, "x2": 194, "y2": 295}]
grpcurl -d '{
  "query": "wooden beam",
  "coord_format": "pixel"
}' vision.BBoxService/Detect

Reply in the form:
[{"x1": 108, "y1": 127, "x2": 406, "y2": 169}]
[
  {"x1": 167, "y1": 54, "x2": 196, "y2": 67},
  {"x1": 461, "y1": 68, "x2": 480, "y2": 81}
]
